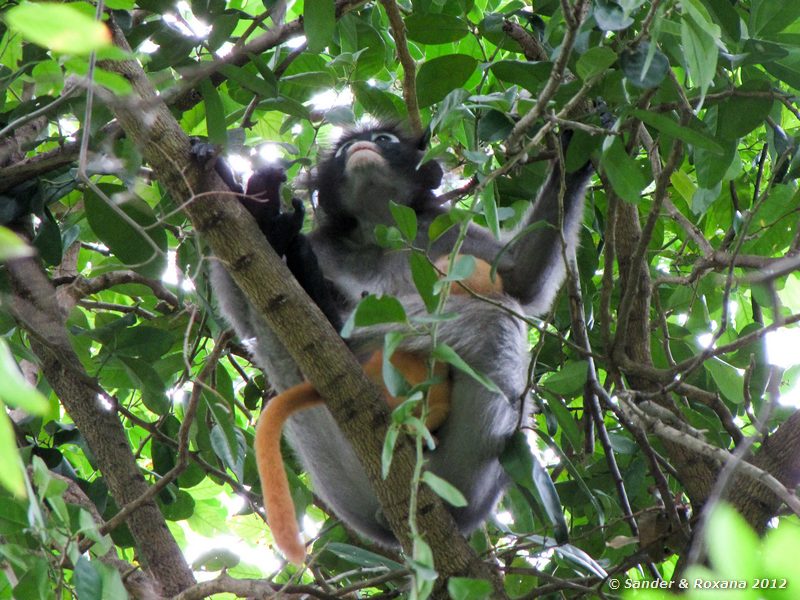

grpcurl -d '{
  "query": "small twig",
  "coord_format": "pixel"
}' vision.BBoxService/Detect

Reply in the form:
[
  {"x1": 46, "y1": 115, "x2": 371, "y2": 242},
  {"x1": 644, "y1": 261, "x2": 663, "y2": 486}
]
[
  {"x1": 379, "y1": 0, "x2": 422, "y2": 136},
  {"x1": 97, "y1": 334, "x2": 228, "y2": 536},
  {"x1": 506, "y1": 0, "x2": 589, "y2": 152},
  {"x1": 502, "y1": 19, "x2": 548, "y2": 62},
  {"x1": 0, "y1": 85, "x2": 79, "y2": 140}
]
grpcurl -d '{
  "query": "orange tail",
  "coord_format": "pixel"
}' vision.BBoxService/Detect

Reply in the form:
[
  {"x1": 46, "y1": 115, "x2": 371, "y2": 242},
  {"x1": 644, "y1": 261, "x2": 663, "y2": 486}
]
[
  {"x1": 255, "y1": 350, "x2": 452, "y2": 565},
  {"x1": 255, "y1": 383, "x2": 323, "y2": 565}
]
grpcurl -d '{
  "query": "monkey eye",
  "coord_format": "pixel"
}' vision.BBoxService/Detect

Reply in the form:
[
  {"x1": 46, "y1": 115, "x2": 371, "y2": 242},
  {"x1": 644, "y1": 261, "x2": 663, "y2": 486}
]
[
  {"x1": 334, "y1": 140, "x2": 354, "y2": 158},
  {"x1": 371, "y1": 132, "x2": 399, "y2": 144}
]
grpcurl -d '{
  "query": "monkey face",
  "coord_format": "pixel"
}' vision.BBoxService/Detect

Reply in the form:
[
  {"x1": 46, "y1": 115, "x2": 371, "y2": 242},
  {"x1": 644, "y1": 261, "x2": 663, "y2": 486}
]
[
  {"x1": 341, "y1": 141, "x2": 388, "y2": 172},
  {"x1": 334, "y1": 131, "x2": 411, "y2": 175},
  {"x1": 314, "y1": 125, "x2": 442, "y2": 232}
]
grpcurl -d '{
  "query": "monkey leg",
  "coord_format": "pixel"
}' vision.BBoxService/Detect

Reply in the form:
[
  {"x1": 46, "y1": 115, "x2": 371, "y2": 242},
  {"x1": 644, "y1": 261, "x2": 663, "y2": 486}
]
[
  {"x1": 362, "y1": 350, "x2": 451, "y2": 431},
  {"x1": 434, "y1": 255, "x2": 504, "y2": 296}
]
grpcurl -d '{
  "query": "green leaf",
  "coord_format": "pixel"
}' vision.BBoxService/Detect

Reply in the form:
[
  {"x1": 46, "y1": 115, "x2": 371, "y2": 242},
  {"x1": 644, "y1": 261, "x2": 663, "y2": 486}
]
[
  {"x1": 4, "y1": 3, "x2": 111, "y2": 55},
  {"x1": 113, "y1": 326, "x2": 175, "y2": 361},
  {"x1": 446, "y1": 255, "x2": 479, "y2": 283},
  {"x1": 191, "y1": 548, "x2": 240, "y2": 571},
  {"x1": 695, "y1": 138, "x2": 737, "y2": 187},
  {"x1": 389, "y1": 202, "x2": 417, "y2": 241},
  {"x1": 281, "y1": 71, "x2": 336, "y2": 90},
  {"x1": 630, "y1": 108, "x2": 724, "y2": 154},
  {"x1": 416, "y1": 54, "x2": 477, "y2": 108},
  {"x1": 535, "y1": 430, "x2": 606, "y2": 525},
  {"x1": 476, "y1": 109, "x2": 514, "y2": 143},
  {"x1": 447, "y1": 577, "x2": 493, "y2": 600},
  {"x1": 501, "y1": 432, "x2": 568, "y2": 542},
  {"x1": 489, "y1": 60, "x2": 552, "y2": 94},
  {"x1": 74, "y1": 557, "x2": 102, "y2": 600},
  {"x1": 354, "y1": 295, "x2": 408, "y2": 326},
  {"x1": 219, "y1": 64, "x2": 277, "y2": 99},
  {"x1": 750, "y1": 0, "x2": 800, "y2": 36},
  {"x1": 716, "y1": 81, "x2": 774, "y2": 140},
  {"x1": 410, "y1": 538, "x2": 437, "y2": 592},
  {"x1": 681, "y1": 15, "x2": 718, "y2": 97},
  {"x1": 83, "y1": 186, "x2": 168, "y2": 279},
  {"x1": 620, "y1": 42, "x2": 669, "y2": 89},
  {"x1": 543, "y1": 393, "x2": 582, "y2": 451},
  {"x1": 0, "y1": 339, "x2": 49, "y2": 415},
  {"x1": 431, "y1": 343, "x2": 501, "y2": 393},
  {"x1": 326, "y1": 543, "x2": 404, "y2": 569},
  {"x1": 13, "y1": 557, "x2": 49, "y2": 600},
  {"x1": 410, "y1": 252, "x2": 440, "y2": 313},
  {"x1": 200, "y1": 79, "x2": 225, "y2": 145},
  {"x1": 304, "y1": 0, "x2": 335, "y2": 53},
  {"x1": 600, "y1": 138, "x2": 648, "y2": 203},
  {"x1": 208, "y1": 13, "x2": 239, "y2": 52},
  {"x1": 553, "y1": 543, "x2": 607, "y2": 578},
  {"x1": 594, "y1": 0, "x2": 634, "y2": 31},
  {"x1": 701, "y1": 0, "x2": 740, "y2": 41},
  {"x1": 706, "y1": 504, "x2": 760, "y2": 582},
  {"x1": 763, "y1": 521, "x2": 800, "y2": 582},
  {"x1": 405, "y1": 13, "x2": 469, "y2": 44},
  {"x1": 0, "y1": 228, "x2": 34, "y2": 263},
  {"x1": 0, "y1": 403, "x2": 24, "y2": 497},
  {"x1": 704, "y1": 357, "x2": 744, "y2": 404},
  {"x1": 576, "y1": 46, "x2": 617, "y2": 81},
  {"x1": 381, "y1": 424, "x2": 399, "y2": 479},
  {"x1": 479, "y1": 184, "x2": 500, "y2": 239},
  {"x1": 541, "y1": 361, "x2": 589, "y2": 396},
  {"x1": 352, "y1": 82, "x2": 404, "y2": 120},
  {"x1": 206, "y1": 396, "x2": 244, "y2": 480},
  {"x1": 161, "y1": 489, "x2": 196, "y2": 521},
  {"x1": 763, "y1": 50, "x2": 800, "y2": 90},
  {"x1": 670, "y1": 170, "x2": 697, "y2": 204},
  {"x1": 118, "y1": 357, "x2": 169, "y2": 414},
  {"x1": 422, "y1": 471, "x2": 467, "y2": 507}
]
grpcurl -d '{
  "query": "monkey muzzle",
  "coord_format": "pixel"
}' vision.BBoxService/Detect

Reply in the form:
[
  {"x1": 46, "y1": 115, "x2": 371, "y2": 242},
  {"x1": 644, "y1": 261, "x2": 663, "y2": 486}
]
[{"x1": 345, "y1": 141, "x2": 387, "y2": 172}]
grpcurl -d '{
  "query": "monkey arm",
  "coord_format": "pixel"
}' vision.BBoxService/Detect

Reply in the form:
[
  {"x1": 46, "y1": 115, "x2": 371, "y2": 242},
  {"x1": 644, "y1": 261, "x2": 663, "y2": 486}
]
[
  {"x1": 284, "y1": 208, "x2": 343, "y2": 332},
  {"x1": 191, "y1": 141, "x2": 344, "y2": 332},
  {"x1": 497, "y1": 163, "x2": 593, "y2": 314}
]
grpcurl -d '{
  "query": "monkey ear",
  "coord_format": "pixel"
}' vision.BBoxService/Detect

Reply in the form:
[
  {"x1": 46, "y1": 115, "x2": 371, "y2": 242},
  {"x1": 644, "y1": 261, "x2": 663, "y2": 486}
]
[{"x1": 417, "y1": 160, "x2": 443, "y2": 190}]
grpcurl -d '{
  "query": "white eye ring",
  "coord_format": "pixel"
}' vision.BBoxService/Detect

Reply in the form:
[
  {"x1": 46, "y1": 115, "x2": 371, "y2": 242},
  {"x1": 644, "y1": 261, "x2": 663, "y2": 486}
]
[
  {"x1": 335, "y1": 140, "x2": 354, "y2": 158},
  {"x1": 371, "y1": 132, "x2": 399, "y2": 144}
]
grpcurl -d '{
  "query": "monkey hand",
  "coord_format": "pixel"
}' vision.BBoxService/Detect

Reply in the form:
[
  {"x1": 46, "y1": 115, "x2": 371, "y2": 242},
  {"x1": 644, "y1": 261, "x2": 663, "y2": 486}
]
[
  {"x1": 257, "y1": 196, "x2": 305, "y2": 258},
  {"x1": 189, "y1": 138, "x2": 244, "y2": 195},
  {"x1": 239, "y1": 165, "x2": 301, "y2": 258}
]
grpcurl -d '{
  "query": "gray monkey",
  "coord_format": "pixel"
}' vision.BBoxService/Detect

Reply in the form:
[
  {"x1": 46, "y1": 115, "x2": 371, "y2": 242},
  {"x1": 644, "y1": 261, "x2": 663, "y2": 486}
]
[{"x1": 208, "y1": 124, "x2": 593, "y2": 547}]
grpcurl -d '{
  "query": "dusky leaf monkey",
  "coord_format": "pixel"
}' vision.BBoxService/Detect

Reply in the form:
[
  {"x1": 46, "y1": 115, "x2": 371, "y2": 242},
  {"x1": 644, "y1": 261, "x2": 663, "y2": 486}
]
[{"x1": 202, "y1": 123, "x2": 592, "y2": 562}]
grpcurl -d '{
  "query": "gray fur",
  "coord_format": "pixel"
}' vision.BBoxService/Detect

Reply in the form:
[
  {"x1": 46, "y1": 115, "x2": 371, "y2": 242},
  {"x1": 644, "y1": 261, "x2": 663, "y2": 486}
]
[{"x1": 210, "y1": 129, "x2": 591, "y2": 546}]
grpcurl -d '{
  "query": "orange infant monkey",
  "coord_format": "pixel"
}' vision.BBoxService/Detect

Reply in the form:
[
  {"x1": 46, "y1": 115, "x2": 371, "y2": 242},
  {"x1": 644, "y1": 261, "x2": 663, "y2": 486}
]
[{"x1": 255, "y1": 256, "x2": 503, "y2": 564}]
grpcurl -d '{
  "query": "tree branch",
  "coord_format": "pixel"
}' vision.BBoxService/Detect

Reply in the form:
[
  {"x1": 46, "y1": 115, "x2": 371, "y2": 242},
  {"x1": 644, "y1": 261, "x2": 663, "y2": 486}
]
[{"x1": 379, "y1": 0, "x2": 422, "y2": 136}]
